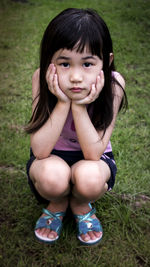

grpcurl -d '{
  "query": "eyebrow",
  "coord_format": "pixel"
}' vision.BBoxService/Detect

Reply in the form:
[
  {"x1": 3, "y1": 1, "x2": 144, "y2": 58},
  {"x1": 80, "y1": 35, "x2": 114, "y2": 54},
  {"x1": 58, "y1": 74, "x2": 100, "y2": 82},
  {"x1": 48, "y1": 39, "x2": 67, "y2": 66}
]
[
  {"x1": 56, "y1": 55, "x2": 97, "y2": 61},
  {"x1": 81, "y1": 56, "x2": 97, "y2": 60},
  {"x1": 56, "y1": 56, "x2": 70, "y2": 61}
]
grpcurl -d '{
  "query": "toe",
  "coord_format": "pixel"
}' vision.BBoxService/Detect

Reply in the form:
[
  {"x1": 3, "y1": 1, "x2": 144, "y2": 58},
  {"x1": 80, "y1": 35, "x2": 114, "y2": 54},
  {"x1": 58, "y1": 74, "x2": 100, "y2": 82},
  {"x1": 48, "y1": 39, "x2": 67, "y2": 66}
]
[
  {"x1": 37, "y1": 228, "x2": 46, "y2": 236},
  {"x1": 48, "y1": 230, "x2": 57, "y2": 239},
  {"x1": 88, "y1": 231, "x2": 97, "y2": 240},
  {"x1": 80, "y1": 233, "x2": 90, "y2": 242},
  {"x1": 42, "y1": 228, "x2": 50, "y2": 237},
  {"x1": 80, "y1": 231, "x2": 102, "y2": 243},
  {"x1": 35, "y1": 228, "x2": 41, "y2": 234},
  {"x1": 93, "y1": 231, "x2": 102, "y2": 238}
]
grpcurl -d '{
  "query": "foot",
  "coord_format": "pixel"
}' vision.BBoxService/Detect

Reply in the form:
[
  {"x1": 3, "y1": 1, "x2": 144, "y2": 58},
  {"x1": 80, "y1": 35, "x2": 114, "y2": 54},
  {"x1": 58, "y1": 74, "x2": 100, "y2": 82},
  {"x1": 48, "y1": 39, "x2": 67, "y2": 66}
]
[
  {"x1": 71, "y1": 201, "x2": 103, "y2": 244},
  {"x1": 35, "y1": 200, "x2": 68, "y2": 242}
]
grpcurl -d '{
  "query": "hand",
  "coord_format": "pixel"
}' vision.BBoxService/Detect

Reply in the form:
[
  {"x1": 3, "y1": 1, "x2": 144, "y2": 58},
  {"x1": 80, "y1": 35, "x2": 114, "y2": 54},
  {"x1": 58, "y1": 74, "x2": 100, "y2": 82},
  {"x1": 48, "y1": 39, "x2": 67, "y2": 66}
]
[
  {"x1": 46, "y1": 64, "x2": 71, "y2": 103},
  {"x1": 72, "y1": 70, "x2": 104, "y2": 105}
]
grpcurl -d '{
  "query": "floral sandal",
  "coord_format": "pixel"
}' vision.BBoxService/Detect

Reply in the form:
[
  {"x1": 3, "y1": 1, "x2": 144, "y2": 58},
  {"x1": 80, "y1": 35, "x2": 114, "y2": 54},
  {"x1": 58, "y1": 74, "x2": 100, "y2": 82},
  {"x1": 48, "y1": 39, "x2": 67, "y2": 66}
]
[
  {"x1": 34, "y1": 208, "x2": 66, "y2": 243},
  {"x1": 74, "y1": 203, "x2": 103, "y2": 245}
]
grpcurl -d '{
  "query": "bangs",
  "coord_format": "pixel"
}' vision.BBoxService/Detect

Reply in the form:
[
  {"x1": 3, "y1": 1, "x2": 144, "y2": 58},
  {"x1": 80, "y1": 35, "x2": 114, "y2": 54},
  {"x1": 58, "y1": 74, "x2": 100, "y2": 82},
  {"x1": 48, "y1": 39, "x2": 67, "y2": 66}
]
[
  {"x1": 41, "y1": 8, "x2": 113, "y2": 67},
  {"x1": 62, "y1": 25, "x2": 103, "y2": 59},
  {"x1": 70, "y1": 34, "x2": 103, "y2": 59},
  {"x1": 49, "y1": 9, "x2": 104, "y2": 59}
]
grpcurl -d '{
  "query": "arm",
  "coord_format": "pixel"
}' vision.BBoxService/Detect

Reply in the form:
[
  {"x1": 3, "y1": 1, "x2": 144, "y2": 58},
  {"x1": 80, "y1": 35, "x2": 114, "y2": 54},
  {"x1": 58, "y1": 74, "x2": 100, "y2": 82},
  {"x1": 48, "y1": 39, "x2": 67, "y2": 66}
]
[
  {"x1": 71, "y1": 72, "x2": 125, "y2": 160},
  {"x1": 30, "y1": 66, "x2": 71, "y2": 159}
]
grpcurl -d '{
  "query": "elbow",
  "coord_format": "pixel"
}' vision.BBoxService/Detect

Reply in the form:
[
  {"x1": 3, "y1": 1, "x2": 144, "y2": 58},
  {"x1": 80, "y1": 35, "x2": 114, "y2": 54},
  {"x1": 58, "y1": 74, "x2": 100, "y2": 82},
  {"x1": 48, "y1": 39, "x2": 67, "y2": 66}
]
[
  {"x1": 31, "y1": 139, "x2": 52, "y2": 160},
  {"x1": 32, "y1": 148, "x2": 51, "y2": 160},
  {"x1": 35, "y1": 154, "x2": 48, "y2": 160},
  {"x1": 83, "y1": 150, "x2": 101, "y2": 161}
]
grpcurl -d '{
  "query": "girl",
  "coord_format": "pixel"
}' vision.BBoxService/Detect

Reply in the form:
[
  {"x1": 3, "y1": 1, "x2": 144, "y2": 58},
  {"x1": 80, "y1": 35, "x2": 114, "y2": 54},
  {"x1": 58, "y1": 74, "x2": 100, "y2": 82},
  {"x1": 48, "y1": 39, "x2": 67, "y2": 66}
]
[{"x1": 26, "y1": 8, "x2": 127, "y2": 245}]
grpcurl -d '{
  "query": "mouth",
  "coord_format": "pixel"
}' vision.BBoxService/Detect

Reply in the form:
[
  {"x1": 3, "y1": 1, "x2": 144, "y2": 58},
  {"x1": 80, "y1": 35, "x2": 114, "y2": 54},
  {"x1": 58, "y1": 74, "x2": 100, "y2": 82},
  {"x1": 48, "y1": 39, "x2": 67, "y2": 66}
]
[{"x1": 70, "y1": 87, "x2": 83, "y2": 93}]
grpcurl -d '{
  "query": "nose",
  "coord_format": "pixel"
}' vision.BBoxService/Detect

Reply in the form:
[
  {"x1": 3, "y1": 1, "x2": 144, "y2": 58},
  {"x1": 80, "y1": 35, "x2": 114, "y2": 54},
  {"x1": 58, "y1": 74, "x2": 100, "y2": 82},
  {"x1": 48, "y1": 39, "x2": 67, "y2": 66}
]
[{"x1": 70, "y1": 69, "x2": 83, "y2": 83}]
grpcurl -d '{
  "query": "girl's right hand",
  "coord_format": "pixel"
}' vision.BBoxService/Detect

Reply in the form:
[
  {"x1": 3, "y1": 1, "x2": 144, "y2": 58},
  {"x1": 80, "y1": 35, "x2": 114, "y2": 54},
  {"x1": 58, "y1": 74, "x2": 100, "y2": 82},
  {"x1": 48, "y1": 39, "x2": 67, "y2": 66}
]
[{"x1": 46, "y1": 64, "x2": 70, "y2": 104}]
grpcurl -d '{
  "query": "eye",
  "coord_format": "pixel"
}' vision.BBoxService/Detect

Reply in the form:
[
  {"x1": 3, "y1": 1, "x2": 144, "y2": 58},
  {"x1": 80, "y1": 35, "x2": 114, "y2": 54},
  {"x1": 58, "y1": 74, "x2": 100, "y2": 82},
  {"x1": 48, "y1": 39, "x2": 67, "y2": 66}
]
[
  {"x1": 60, "y1": 62, "x2": 70, "y2": 68},
  {"x1": 83, "y1": 62, "x2": 93, "y2": 68}
]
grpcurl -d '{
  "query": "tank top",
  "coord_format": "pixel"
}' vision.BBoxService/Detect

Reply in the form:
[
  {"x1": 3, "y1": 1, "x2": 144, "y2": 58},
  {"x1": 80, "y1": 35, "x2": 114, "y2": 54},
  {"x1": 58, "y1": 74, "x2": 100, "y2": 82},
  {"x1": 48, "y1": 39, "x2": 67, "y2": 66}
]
[{"x1": 54, "y1": 106, "x2": 112, "y2": 153}]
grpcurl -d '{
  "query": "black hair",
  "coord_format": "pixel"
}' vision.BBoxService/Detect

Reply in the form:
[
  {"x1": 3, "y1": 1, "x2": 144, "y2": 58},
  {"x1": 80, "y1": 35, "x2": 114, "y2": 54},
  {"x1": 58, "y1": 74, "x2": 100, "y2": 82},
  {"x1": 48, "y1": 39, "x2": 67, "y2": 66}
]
[{"x1": 26, "y1": 8, "x2": 127, "y2": 134}]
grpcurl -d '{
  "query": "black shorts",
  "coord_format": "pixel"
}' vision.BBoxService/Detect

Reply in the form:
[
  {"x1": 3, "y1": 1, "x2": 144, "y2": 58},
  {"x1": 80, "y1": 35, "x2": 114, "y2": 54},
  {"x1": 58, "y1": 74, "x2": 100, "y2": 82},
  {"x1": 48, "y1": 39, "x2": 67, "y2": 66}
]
[{"x1": 26, "y1": 149, "x2": 117, "y2": 203}]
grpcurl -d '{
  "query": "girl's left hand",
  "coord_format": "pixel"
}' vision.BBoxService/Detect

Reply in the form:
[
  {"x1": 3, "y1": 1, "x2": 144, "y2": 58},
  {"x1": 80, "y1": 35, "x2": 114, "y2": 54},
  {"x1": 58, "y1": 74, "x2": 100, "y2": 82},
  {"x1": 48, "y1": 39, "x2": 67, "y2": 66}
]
[{"x1": 72, "y1": 70, "x2": 104, "y2": 105}]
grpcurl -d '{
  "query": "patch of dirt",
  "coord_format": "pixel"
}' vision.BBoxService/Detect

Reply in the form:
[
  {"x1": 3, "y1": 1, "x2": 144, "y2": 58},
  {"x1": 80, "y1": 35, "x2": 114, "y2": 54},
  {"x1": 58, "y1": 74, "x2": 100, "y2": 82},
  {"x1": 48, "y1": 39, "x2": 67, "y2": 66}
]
[
  {"x1": 0, "y1": 165, "x2": 18, "y2": 174},
  {"x1": 110, "y1": 192, "x2": 150, "y2": 208}
]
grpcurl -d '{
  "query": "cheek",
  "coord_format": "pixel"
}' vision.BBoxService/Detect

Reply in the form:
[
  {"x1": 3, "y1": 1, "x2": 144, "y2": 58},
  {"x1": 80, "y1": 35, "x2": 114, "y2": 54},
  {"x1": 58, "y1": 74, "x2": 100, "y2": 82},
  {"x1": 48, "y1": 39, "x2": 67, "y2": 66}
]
[
  {"x1": 88, "y1": 72, "x2": 98, "y2": 85},
  {"x1": 88, "y1": 66, "x2": 102, "y2": 84}
]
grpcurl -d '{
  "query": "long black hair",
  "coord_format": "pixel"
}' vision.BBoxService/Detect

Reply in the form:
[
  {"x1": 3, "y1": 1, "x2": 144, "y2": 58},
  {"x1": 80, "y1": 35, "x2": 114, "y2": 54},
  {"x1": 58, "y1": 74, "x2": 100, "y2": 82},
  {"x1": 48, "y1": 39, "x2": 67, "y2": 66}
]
[{"x1": 26, "y1": 8, "x2": 127, "y2": 134}]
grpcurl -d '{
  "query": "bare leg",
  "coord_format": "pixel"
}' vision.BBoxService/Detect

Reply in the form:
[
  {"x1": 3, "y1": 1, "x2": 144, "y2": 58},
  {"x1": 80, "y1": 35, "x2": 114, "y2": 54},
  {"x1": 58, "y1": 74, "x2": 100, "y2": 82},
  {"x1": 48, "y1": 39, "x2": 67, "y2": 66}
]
[
  {"x1": 70, "y1": 159, "x2": 110, "y2": 243},
  {"x1": 29, "y1": 155, "x2": 71, "y2": 240}
]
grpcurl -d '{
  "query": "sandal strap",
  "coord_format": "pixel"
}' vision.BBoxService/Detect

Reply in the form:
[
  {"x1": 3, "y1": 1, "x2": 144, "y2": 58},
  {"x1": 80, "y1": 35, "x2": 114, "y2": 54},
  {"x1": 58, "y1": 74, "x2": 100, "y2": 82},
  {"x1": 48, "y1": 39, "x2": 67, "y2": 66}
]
[
  {"x1": 42, "y1": 208, "x2": 66, "y2": 219},
  {"x1": 74, "y1": 207, "x2": 96, "y2": 222},
  {"x1": 74, "y1": 206, "x2": 102, "y2": 236},
  {"x1": 35, "y1": 208, "x2": 66, "y2": 234}
]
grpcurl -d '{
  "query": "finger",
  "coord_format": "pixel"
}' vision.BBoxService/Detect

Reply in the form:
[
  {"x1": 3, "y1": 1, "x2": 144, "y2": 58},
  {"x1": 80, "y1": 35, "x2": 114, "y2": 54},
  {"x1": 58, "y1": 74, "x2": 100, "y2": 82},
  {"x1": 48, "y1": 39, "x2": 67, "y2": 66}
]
[
  {"x1": 46, "y1": 64, "x2": 53, "y2": 82},
  {"x1": 53, "y1": 73, "x2": 60, "y2": 92},
  {"x1": 73, "y1": 86, "x2": 96, "y2": 105},
  {"x1": 84, "y1": 83, "x2": 97, "y2": 103},
  {"x1": 99, "y1": 69, "x2": 104, "y2": 82},
  {"x1": 49, "y1": 64, "x2": 56, "y2": 85},
  {"x1": 91, "y1": 83, "x2": 97, "y2": 98},
  {"x1": 96, "y1": 70, "x2": 104, "y2": 92},
  {"x1": 46, "y1": 64, "x2": 56, "y2": 92},
  {"x1": 53, "y1": 74, "x2": 67, "y2": 100}
]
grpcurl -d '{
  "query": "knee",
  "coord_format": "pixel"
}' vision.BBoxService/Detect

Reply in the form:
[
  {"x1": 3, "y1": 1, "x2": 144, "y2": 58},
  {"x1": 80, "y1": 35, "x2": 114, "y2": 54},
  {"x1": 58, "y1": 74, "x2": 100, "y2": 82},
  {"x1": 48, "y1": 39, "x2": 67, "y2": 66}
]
[
  {"x1": 36, "y1": 160, "x2": 71, "y2": 197},
  {"x1": 72, "y1": 162, "x2": 107, "y2": 199}
]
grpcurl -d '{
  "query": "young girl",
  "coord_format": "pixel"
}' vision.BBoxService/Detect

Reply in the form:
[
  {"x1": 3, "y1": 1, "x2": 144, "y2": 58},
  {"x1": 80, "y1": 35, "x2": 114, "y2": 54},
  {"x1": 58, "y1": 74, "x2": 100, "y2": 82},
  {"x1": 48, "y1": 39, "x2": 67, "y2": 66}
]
[{"x1": 26, "y1": 8, "x2": 127, "y2": 245}]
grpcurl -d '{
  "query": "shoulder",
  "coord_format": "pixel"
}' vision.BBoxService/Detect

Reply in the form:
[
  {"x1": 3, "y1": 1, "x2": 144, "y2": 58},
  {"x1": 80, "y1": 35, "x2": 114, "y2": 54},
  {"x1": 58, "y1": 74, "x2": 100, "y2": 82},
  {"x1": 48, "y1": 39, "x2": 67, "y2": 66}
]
[
  {"x1": 32, "y1": 68, "x2": 40, "y2": 84},
  {"x1": 112, "y1": 71, "x2": 125, "y2": 99},
  {"x1": 112, "y1": 71, "x2": 125, "y2": 89},
  {"x1": 112, "y1": 71, "x2": 125, "y2": 87},
  {"x1": 111, "y1": 71, "x2": 126, "y2": 116},
  {"x1": 32, "y1": 68, "x2": 40, "y2": 98}
]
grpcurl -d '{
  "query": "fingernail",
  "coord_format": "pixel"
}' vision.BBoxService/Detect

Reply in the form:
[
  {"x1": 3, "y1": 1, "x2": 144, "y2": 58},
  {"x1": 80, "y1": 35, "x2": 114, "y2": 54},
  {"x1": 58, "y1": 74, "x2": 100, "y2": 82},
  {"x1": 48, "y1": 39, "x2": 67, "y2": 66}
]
[{"x1": 50, "y1": 63, "x2": 54, "y2": 69}]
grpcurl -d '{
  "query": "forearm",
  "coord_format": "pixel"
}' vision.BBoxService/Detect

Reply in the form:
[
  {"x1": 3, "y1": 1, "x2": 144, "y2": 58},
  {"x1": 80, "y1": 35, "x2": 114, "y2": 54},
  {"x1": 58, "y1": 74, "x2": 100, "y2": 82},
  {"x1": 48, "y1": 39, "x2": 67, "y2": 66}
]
[
  {"x1": 71, "y1": 104, "x2": 105, "y2": 160},
  {"x1": 31, "y1": 101, "x2": 70, "y2": 159}
]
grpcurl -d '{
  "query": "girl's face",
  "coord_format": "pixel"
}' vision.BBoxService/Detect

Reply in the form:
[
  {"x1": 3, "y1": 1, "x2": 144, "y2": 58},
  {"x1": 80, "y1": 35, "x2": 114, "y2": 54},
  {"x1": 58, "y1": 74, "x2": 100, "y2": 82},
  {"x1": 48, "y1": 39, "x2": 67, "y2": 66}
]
[{"x1": 51, "y1": 46, "x2": 103, "y2": 100}]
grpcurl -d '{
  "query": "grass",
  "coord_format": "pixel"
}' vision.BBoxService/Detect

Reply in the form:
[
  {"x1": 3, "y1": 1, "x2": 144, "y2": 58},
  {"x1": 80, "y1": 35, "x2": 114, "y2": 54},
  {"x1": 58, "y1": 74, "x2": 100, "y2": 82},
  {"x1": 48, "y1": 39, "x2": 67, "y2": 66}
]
[{"x1": 0, "y1": 0, "x2": 150, "y2": 266}]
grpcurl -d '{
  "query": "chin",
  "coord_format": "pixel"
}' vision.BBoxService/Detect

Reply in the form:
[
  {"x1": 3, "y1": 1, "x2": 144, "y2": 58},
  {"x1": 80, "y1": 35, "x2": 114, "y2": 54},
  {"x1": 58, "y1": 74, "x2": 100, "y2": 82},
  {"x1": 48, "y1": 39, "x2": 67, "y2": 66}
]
[
  {"x1": 71, "y1": 96, "x2": 86, "y2": 101},
  {"x1": 71, "y1": 93, "x2": 89, "y2": 100}
]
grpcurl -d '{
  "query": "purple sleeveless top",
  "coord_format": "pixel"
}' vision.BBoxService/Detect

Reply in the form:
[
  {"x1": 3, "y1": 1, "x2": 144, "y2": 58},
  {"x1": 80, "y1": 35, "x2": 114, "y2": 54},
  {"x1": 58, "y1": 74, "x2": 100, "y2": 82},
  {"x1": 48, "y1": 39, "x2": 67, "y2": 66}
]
[{"x1": 54, "y1": 107, "x2": 112, "y2": 153}]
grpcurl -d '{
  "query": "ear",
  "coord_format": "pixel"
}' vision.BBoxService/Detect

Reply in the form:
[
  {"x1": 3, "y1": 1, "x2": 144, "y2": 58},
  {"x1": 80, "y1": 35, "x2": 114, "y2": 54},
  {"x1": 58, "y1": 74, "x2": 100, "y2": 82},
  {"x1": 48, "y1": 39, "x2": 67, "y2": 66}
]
[{"x1": 109, "y1": 53, "x2": 114, "y2": 66}]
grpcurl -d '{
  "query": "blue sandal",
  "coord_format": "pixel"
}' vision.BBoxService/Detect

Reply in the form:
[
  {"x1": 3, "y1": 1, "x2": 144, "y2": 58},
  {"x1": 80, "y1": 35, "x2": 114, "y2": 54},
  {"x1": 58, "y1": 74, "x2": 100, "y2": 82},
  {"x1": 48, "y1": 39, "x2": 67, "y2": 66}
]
[
  {"x1": 34, "y1": 208, "x2": 66, "y2": 243},
  {"x1": 74, "y1": 204, "x2": 103, "y2": 245}
]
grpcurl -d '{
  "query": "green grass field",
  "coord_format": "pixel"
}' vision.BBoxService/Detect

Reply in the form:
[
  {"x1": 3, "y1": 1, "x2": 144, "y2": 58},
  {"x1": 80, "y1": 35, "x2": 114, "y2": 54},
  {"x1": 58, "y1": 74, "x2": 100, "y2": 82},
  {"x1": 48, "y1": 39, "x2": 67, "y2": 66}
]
[{"x1": 0, "y1": 0, "x2": 150, "y2": 266}]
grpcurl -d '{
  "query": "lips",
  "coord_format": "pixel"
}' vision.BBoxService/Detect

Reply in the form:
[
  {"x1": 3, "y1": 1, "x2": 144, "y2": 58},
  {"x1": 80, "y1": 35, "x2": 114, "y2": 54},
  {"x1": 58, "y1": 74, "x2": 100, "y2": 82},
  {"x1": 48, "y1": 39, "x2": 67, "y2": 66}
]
[{"x1": 70, "y1": 87, "x2": 83, "y2": 93}]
